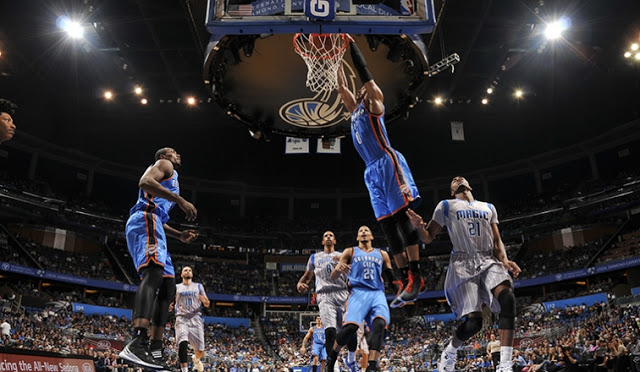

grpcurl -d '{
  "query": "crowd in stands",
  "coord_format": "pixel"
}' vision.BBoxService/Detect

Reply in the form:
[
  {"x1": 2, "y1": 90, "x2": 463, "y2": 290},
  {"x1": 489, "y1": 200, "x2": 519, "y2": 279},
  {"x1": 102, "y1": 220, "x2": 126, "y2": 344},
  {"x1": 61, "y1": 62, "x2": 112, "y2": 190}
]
[{"x1": 517, "y1": 241, "x2": 605, "y2": 280}]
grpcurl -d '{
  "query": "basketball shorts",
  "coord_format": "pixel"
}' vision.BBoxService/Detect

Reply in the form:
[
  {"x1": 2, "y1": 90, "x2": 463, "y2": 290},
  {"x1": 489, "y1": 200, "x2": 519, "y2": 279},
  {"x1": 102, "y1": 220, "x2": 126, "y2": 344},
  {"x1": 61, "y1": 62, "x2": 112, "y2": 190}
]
[
  {"x1": 343, "y1": 288, "x2": 390, "y2": 330},
  {"x1": 444, "y1": 252, "x2": 513, "y2": 319},
  {"x1": 317, "y1": 290, "x2": 349, "y2": 330},
  {"x1": 364, "y1": 150, "x2": 421, "y2": 220},
  {"x1": 125, "y1": 211, "x2": 175, "y2": 277},
  {"x1": 311, "y1": 342, "x2": 327, "y2": 361},
  {"x1": 176, "y1": 315, "x2": 205, "y2": 351}
]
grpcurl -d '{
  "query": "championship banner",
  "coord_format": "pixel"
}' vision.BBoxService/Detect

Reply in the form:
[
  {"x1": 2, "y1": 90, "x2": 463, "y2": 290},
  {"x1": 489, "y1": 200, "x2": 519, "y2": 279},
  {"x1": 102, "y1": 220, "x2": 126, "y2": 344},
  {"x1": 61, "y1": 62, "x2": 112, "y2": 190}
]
[
  {"x1": 0, "y1": 350, "x2": 95, "y2": 372},
  {"x1": 316, "y1": 138, "x2": 341, "y2": 154},
  {"x1": 285, "y1": 137, "x2": 310, "y2": 154},
  {"x1": 451, "y1": 121, "x2": 465, "y2": 141}
]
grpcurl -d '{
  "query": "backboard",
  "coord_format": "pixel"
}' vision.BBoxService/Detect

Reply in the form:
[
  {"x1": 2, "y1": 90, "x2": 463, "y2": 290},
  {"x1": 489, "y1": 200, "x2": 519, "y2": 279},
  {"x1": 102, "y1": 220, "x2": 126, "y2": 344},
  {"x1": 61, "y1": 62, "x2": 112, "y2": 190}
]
[
  {"x1": 206, "y1": 0, "x2": 435, "y2": 35},
  {"x1": 202, "y1": 0, "x2": 437, "y2": 138}
]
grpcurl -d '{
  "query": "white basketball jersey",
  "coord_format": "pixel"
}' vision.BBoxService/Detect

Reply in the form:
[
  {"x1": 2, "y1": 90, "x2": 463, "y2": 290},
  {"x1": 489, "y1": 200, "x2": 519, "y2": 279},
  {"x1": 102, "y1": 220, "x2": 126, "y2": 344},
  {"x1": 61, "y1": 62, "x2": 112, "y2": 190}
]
[
  {"x1": 176, "y1": 282, "x2": 205, "y2": 317},
  {"x1": 432, "y1": 198, "x2": 498, "y2": 255},
  {"x1": 306, "y1": 251, "x2": 347, "y2": 293}
]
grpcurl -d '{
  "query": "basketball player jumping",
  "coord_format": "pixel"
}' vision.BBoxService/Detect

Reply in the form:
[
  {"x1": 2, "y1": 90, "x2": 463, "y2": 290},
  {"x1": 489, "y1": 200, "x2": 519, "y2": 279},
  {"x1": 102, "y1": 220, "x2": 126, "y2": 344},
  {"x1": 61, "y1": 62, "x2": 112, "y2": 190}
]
[
  {"x1": 405, "y1": 176, "x2": 521, "y2": 372},
  {"x1": 325, "y1": 226, "x2": 396, "y2": 372},
  {"x1": 120, "y1": 147, "x2": 198, "y2": 371},
  {"x1": 175, "y1": 266, "x2": 210, "y2": 372},
  {"x1": 336, "y1": 38, "x2": 424, "y2": 308},
  {"x1": 297, "y1": 231, "x2": 359, "y2": 372}
]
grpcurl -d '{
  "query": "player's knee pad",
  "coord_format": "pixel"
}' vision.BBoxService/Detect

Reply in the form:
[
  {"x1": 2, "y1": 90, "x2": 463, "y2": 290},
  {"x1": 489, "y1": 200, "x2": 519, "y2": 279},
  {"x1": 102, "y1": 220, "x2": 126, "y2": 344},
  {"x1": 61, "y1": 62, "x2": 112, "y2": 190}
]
[
  {"x1": 367, "y1": 318, "x2": 386, "y2": 352},
  {"x1": 396, "y1": 209, "x2": 419, "y2": 247},
  {"x1": 336, "y1": 324, "x2": 359, "y2": 346},
  {"x1": 379, "y1": 217, "x2": 404, "y2": 255},
  {"x1": 178, "y1": 341, "x2": 189, "y2": 363},
  {"x1": 497, "y1": 289, "x2": 516, "y2": 330},
  {"x1": 454, "y1": 316, "x2": 482, "y2": 341}
]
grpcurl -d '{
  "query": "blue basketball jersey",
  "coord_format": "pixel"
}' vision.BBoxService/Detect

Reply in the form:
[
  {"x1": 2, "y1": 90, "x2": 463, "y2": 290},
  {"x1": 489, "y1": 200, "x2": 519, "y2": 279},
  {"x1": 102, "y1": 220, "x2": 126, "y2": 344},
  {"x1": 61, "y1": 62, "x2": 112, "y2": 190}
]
[
  {"x1": 129, "y1": 170, "x2": 179, "y2": 225},
  {"x1": 350, "y1": 102, "x2": 390, "y2": 165},
  {"x1": 312, "y1": 325, "x2": 325, "y2": 345},
  {"x1": 348, "y1": 247, "x2": 385, "y2": 291}
]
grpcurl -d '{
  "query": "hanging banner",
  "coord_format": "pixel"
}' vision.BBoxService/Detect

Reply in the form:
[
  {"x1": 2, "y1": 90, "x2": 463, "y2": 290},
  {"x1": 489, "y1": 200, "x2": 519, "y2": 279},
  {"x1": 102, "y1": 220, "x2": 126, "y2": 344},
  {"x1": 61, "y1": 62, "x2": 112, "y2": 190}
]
[
  {"x1": 451, "y1": 121, "x2": 465, "y2": 141},
  {"x1": 316, "y1": 138, "x2": 341, "y2": 154}
]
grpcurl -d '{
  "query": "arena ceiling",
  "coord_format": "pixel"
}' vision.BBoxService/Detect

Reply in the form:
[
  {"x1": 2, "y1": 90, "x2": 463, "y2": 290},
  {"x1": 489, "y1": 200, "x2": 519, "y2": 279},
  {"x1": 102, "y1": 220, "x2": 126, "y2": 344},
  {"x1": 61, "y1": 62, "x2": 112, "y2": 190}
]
[{"x1": 1, "y1": 0, "x2": 639, "y2": 189}]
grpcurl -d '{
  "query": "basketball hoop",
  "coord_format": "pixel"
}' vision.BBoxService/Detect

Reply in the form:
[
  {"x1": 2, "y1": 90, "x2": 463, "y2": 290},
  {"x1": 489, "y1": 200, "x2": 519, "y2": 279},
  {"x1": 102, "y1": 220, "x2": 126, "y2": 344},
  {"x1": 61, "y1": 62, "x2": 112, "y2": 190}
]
[{"x1": 293, "y1": 33, "x2": 350, "y2": 93}]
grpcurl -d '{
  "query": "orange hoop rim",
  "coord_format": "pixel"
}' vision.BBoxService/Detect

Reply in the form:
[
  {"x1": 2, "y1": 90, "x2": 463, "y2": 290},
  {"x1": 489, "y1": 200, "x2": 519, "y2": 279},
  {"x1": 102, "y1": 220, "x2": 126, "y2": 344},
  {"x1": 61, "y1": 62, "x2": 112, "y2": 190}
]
[{"x1": 293, "y1": 33, "x2": 350, "y2": 60}]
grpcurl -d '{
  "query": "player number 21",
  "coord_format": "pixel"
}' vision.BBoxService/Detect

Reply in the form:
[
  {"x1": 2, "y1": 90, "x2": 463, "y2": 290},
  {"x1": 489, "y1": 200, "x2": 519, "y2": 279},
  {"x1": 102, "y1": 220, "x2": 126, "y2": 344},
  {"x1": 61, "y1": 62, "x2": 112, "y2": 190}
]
[{"x1": 468, "y1": 221, "x2": 480, "y2": 236}]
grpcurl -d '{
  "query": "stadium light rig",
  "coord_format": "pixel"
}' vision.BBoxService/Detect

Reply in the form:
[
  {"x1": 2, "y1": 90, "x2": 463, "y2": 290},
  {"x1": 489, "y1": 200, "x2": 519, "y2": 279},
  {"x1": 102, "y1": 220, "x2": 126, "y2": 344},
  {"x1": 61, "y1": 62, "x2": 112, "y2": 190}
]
[
  {"x1": 57, "y1": 16, "x2": 84, "y2": 39},
  {"x1": 544, "y1": 18, "x2": 570, "y2": 40}
]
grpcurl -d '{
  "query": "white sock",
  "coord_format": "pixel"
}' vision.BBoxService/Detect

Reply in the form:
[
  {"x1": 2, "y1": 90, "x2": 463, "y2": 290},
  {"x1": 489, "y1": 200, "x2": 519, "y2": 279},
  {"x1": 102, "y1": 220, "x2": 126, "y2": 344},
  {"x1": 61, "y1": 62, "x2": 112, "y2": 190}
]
[
  {"x1": 445, "y1": 342, "x2": 459, "y2": 355},
  {"x1": 500, "y1": 346, "x2": 513, "y2": 366},
  {"x1": 347, "y1": 351, "x2": 356, "y2": 363},
  {"x1": 181, "y1": 367, "x2": 188, "y2": 372}
]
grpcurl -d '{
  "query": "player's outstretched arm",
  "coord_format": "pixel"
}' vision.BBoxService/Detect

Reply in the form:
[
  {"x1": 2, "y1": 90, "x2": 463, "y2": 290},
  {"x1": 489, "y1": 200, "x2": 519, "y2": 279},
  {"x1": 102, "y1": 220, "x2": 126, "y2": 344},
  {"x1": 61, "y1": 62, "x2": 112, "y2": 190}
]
[
  {"x1": 301, "y1": 328, "x2": 313, "y2": 352},
  {"x1": 330, "y1": 248, "x2": 353, "y2": 279},
  {"x1": 491, "y1": 223, "x2": 521, "y2": 277},
  {"x1": 406, "y1": 209, "x2": 442, "y2": 244},
  {"x1": 348, "y1": 39, "x2": 383, "y2": 114},
  {"x1": 337, "y1": 64, "x2": 357, "y2": 113}
]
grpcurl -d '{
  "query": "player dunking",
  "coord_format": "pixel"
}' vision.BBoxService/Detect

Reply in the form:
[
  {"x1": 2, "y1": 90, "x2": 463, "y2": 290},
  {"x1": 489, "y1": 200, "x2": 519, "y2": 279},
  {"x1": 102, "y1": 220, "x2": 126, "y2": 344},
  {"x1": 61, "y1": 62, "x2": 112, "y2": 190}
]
[
  {"x1": 406, "y1": 176, "x2": 521, "y2": 372},
  {"x1": 175, "y1": 266, "x2": 210, "y2": 372},
  {"x1": 301, "y1": 316, "x2": 327, "y2": 372},
  {"x1": 297, "y1": 231, "x2": 358, "y2": 372},
  {"x1": 325, "y1": 226, "x2": 396, "y2": 372},
  {"x1": 336, "y1": 38, "x2": 424, "y2": 308},
  {"x1": 120, "y1": 147, "x2": 198, "y2": 371}
]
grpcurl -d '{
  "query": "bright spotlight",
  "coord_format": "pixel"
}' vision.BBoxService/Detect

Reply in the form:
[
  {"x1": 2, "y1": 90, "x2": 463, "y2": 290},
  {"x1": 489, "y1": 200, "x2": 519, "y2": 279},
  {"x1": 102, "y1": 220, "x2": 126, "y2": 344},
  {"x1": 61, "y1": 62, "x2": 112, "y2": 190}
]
[
  {"x1": 514, "y1": 90, "x2": 523, "y2": 98},
  {"x1": 187, "y1": 97, "x2": 196, "y2": 105},
  {"x1": 544, "y1": 18, "x2": 570, "y2": 40},
  {"x1": 141, "y1": 98, "x2": 148, "y2": 105},
  {"x1": 631, "y1": 43, "x2": 639, "y2": 51},
  {"x1": 481, "y1": 98, "x2": 489, "y2": 105},
  {"x1": 58, "y1": 17, "x2": 84, "y2": 39},
  {"x1": 434, "y1": 97, "x2": 443, "y2": 105},
  {"x1": 486, "y1": 88, "x2": 493, "y2": 94},
  {"x1": 103, "y1": 91, "x2": 113, "y2": 100},
  {"x1": 134, "y1": 86, "x2": 143, "y2": 95},
  {"x1": 635, "y1": 53, "x2": 640, "y2": 60},
  {"x1": 624, "y1": 51, "x2": 632, "y2": 58}
]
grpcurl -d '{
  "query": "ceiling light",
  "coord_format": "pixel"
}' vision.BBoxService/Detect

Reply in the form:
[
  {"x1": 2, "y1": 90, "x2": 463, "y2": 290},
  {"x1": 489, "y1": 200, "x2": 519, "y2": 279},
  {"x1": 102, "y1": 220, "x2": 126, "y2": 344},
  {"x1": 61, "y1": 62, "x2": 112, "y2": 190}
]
[
  {"x1": 58, "y1": 17, "x2": 84, "y2": 39},
  {"x1": 636, "y1": 53, "x2": 640, "y2": 61},
  {"x1": 187, "y1": 97, "x2": 196, "y2": 105},
  {"x1": 631, "y1": 43, "x2": 639, "y2": 51},
  {"x1": 141, "y1": 98, "x2": 148, "y2": 105},
  {"x1": 434, "y1": 97, "x2": 443, "y2": 105},
  {"x1": 486, "y1": 88, "x2": 493, "y2": 94},
  {"x1": 103, "y1": 91, "x2": 113, "y2": 100},
  {"x1": 624, "y1": 51, "x2": 632, "y2": 58},
  {"x1": 544, "y1": 18, "x2": 569, "y2": 40},
  {"x1": 134, "y1": 86, "x2": 143, "y2": 95},
  {"x1": 481, "y1": 98, "x2": 488, "y2": 105},
  {"x1": 514, "y1": 90, "x2": 523, "y2": 98}
]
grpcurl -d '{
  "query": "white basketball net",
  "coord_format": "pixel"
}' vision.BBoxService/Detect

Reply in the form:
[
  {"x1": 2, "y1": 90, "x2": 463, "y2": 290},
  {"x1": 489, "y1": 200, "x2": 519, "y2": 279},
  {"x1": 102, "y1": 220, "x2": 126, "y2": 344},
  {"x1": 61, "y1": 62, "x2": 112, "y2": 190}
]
[{"x1": 293, "y1": 34, "x2": 349, "y2": 93}]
